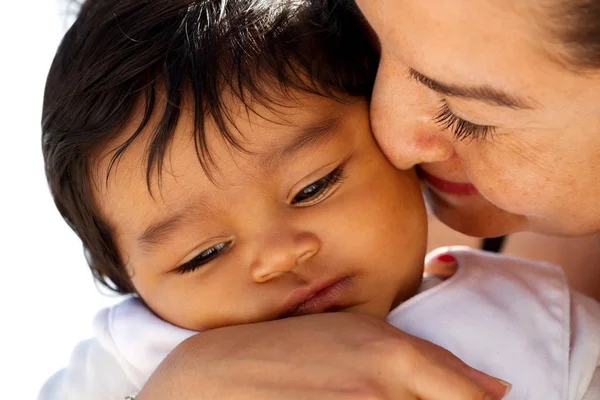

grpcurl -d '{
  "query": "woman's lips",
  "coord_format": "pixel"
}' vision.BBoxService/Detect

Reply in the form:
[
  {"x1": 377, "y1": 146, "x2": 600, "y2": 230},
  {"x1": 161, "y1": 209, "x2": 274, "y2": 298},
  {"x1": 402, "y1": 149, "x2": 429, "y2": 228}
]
[
  {"x1": 418, "y1": 168, "x2": 479, "y2": 196},
  {"x1": 281, "y1": 277, "x2": 352, "y2": 318}
]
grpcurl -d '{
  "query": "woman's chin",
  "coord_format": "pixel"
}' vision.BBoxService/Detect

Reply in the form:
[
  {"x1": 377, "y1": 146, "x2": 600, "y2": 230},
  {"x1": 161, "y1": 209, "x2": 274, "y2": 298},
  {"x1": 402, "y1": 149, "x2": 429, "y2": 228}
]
[{"x1": 423, "y1": 187, "x2": 525, "y2": 238}]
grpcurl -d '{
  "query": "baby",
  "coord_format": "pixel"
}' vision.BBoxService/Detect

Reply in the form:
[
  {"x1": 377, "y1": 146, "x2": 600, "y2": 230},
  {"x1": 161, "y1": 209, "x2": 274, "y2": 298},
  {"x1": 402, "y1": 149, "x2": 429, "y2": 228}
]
[{"x1": 39, "y1": 0, "x2": 600, "y2": 399}]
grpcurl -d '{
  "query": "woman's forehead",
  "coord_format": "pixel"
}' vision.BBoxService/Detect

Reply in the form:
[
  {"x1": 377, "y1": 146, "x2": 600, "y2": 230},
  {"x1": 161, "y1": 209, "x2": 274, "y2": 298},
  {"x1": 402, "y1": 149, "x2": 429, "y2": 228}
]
[
  {"x1": 359, "y1": 0, "x2": 578, "y2": 108},
  {"x1": 358, "y1": 0, "x2": 555, "y2": 74}
]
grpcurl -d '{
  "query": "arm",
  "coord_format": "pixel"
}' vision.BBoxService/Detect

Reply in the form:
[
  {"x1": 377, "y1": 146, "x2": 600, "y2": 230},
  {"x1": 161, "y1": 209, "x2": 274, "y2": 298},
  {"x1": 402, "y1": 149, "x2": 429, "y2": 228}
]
[{"x1": 137, "y1": 313, "x2": 509, "y2": 400}]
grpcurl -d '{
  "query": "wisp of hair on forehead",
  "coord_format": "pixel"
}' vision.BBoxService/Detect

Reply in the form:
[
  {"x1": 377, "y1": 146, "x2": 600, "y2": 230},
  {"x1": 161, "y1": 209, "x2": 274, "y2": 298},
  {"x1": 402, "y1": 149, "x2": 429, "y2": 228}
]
[{"x1": 42, "y1": 0, "x2": 378, "y2": 293}]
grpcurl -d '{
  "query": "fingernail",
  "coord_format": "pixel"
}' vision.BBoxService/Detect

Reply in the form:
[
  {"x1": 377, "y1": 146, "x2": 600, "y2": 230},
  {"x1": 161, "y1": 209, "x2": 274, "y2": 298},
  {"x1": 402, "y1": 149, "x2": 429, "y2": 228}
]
[
  {"x1": 499, "y1": 379, "x2": 512, "y2": 397},
  {"x1": 436, "y1": 253, "x2": 456, "y2": 263}
]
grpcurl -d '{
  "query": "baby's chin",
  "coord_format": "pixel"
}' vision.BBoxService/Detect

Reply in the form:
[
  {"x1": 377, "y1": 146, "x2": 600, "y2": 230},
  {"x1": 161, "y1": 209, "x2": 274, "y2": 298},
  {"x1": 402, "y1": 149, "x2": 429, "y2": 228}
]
[{"x1": 423, "y1": 187, "x2": 526, "y2": 238}]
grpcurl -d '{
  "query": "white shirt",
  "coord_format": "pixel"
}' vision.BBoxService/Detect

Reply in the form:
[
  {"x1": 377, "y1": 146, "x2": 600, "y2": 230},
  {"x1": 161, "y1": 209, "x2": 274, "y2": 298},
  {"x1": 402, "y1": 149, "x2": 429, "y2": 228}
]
[{"x1": 39, "y1": 247, "x2": 600, "y2": 400}]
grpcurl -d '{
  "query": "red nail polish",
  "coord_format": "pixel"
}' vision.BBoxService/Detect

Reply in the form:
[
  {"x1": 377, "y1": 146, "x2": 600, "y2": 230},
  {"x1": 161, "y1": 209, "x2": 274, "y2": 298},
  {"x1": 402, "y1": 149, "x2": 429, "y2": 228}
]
[{"x1": 436, "y1": 254, "x2": 456, "y2": 263}]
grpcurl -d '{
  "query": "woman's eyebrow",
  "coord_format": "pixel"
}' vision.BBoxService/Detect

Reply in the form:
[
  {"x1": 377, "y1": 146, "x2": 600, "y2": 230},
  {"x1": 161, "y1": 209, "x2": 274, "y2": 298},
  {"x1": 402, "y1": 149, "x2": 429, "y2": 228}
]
[
  {"x1": 407, "y1": 68, "x2": 536, "y2": 109},
  {"x1": 261, "y1": 115, "x2": 343, "y2": 170}
]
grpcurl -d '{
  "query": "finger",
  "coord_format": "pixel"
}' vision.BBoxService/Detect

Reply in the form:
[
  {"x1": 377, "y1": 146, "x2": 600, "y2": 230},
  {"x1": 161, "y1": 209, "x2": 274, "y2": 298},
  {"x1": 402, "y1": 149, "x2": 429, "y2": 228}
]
[
  {"x1": 392, "y1": 336, "x2": 511, "y2": 400},
  {"x1": 424, "y1": 252, "x2": 458, "y2": 278},
  {"x1": 409, "y1": 358, "x2": 504, "y2": 400},
  {"x1": 432, "y1": 351, "x2": 511, "y2": 399}
]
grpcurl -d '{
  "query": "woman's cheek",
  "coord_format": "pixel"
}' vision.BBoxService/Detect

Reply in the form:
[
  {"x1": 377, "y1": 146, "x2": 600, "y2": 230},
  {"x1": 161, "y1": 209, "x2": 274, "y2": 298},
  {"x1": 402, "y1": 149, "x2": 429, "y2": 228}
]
[
  {"x1": 467, "y1": 152, "x2": 543, "y2": 216},
  {"x1": 456, "y1": 145, "x2": 520, "y2": 209}
]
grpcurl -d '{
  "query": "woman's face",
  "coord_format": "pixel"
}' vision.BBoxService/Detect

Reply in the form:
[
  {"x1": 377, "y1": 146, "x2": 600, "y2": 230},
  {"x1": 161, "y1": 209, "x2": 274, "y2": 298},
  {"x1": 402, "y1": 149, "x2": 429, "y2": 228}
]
[{"x1": 356, "y1": 0, "x2": 600, "y2": 237}]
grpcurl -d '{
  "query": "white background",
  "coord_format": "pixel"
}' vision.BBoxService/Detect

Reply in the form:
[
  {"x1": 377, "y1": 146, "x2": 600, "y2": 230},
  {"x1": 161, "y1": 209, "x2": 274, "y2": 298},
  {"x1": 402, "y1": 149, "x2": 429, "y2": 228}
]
[{"x1": 0, "y1": 1, "x2": 123, "y2": 397}]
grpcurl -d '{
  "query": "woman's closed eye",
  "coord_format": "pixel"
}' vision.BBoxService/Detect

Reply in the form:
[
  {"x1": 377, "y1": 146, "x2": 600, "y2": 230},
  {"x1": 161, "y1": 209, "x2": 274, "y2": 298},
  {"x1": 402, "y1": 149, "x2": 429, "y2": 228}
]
[
  {"x1": 434, "y1": 101, "x2": 496, "y2": 141},
  {"x1": 291, "y1": 165, "x2": 346, "y2": 206},
  {"x1": 176, "y1": 241, "x2": 232, "y2": 274}
]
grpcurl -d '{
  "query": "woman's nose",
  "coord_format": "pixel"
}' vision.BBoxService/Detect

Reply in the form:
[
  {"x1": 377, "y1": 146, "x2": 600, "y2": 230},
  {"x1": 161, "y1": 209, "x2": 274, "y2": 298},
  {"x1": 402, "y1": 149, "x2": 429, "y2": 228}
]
[
  {"x1": 249, "y1": 230, "x2": 320, "y2": 283},
  {"x1": 370, "y1": 62, "x2": 455, "y2": 170}
]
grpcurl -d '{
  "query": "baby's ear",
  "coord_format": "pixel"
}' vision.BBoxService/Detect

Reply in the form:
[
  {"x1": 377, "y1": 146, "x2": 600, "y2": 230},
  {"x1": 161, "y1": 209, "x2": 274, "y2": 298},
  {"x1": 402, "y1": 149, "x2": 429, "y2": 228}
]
[{"x1": 423, "y1": 253, "x2": 458, "y2": 279}]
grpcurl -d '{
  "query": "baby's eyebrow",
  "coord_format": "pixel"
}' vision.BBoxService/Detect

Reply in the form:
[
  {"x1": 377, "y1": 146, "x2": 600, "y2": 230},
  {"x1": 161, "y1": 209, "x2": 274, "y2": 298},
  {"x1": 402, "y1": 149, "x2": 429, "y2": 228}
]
[
  {"x1": 136, "y1": 115, "x2": 343, "y2": 253},
  {"x1": 137, "y1": 202, "x2": 210, "y2": 253},
  {"x1": 261, "y1": 115, "x2": 343, "y2": 171},
  {"x1": 137, "y1": 213, "x2": 186, "y2": 252}
]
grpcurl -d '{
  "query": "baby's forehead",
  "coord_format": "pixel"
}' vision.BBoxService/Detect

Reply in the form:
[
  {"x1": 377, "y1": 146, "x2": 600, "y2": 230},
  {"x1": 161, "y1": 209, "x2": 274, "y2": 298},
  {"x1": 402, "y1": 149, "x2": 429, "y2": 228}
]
[
  {"x1": 91, "y1": 89, "x2": 355, "y2": 222},
  {"x1": 95, "y1": 89, "x2": 349, "y2": 181}
]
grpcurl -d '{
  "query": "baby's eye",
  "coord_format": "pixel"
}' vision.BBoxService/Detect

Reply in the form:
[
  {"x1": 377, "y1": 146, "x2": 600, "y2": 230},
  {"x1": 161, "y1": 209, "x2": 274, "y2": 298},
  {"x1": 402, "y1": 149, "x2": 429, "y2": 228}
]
[
  {"x1": 291, "y1": 166, "x2": 346, "y2": 206},
  {"x1": 176, "y1": 242, "x2": 231, "y2": 274}
]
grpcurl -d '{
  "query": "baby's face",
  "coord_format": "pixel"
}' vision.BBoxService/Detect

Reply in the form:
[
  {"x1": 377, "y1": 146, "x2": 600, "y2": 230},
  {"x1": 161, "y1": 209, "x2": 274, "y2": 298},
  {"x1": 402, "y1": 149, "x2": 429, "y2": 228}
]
[{"x1": 94, "y1": 89, "x2": 427, "y2": 330}]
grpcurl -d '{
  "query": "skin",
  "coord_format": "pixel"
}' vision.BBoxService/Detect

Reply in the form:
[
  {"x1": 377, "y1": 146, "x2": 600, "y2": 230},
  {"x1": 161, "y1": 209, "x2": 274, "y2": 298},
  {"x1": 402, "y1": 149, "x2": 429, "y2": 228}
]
[
  {"x1": 123, "y1": 1, "x2": 600, "y2": 397},
  {"x1": 93, "y1": 90, "x2": 427, "y2": 330},
  {"x1": 95, "y1": 0, "x2": 600, "y2": 395},
  {"x1": 355, "y1": 0, "x2": 600, "y2": 238},
  {"x1": 97, "y1": 89, "x2": 509, "y2": 399}
]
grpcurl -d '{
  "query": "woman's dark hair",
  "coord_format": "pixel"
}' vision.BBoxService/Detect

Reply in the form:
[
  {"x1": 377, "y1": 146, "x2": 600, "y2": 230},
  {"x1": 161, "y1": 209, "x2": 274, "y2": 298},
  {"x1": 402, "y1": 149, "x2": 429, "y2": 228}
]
[
  {"x1": 549, "y1": 0, "x2": 600, "y2": 68},
  {"x1": 42, "y1": 0, "x2": 378, "y2": 293}
]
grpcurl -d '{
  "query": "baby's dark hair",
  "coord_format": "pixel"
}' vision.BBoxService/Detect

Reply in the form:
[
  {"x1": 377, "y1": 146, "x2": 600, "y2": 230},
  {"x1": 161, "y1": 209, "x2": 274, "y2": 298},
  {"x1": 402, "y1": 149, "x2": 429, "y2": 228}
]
[{"x1": 42, "y1": 0, "x2": 378, "y2": 293}]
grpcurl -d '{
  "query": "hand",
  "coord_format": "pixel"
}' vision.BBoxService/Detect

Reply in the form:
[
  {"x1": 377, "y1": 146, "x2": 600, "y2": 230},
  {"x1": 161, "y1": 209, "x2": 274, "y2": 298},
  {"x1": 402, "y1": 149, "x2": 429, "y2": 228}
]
[{"x1": 137, "y1": 313, "x2": 510, "y2": 400}]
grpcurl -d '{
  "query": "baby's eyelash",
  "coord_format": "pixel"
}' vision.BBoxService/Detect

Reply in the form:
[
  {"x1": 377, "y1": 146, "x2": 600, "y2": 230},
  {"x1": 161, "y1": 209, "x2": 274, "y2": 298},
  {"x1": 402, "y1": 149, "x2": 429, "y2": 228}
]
[
  {"x1": 291, "y1": 165, "x2": 346, "y2": 206},
  {"x1": 176, "y1": 241, "x2": 232, "y2": 274},
  {"x1": 433, "y1": 101, "x2": 495, "y2": 141}
]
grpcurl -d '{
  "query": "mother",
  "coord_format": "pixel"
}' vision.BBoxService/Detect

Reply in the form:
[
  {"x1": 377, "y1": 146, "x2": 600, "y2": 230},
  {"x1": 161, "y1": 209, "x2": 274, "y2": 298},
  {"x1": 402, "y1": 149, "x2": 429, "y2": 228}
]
[
  {"x1": 138, "y1": 0, "x2": 600, "y2": 399},
  {"x1": 359, "y1": 0, "x2": 600, "y2": 239}
]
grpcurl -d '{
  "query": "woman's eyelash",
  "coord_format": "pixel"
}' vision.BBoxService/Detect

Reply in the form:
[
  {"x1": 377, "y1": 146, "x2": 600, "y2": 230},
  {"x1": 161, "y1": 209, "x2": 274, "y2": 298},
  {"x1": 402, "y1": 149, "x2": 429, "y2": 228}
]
[
  {"x1": 176, "y1": 241, "x2": 231, "y2": 274},
  {"x1": 291, "y1": 166, "x2": 346, "y2": 206},
  {"x1": 433, "y1": 101, "x2": 495, "y2": 141}
]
